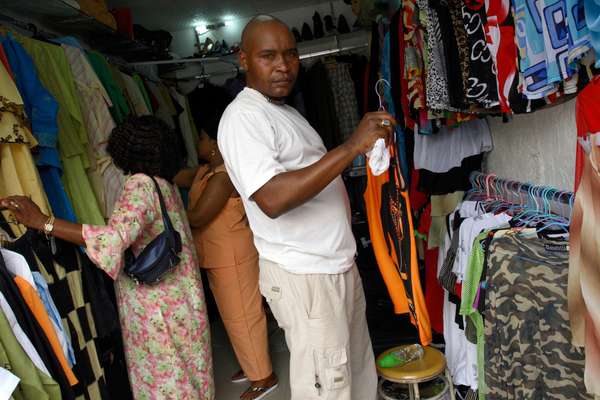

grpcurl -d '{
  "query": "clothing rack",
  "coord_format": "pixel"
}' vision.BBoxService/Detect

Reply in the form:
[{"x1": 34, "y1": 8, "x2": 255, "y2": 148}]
[
  {"x1": 0, "y1": 13, "x2": 56, "y2": 40},
  {"x1": 467, "y1": 171, "x2": 574, "y2": 219},
  {"x1": 128, "y1": 36, "x2": 370, "y2": 67},
  {"x1": 299, "y1": 42, "x2": 369, "y2": 61}
]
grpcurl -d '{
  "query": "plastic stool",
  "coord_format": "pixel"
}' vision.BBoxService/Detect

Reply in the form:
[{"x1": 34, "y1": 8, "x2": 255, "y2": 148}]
[{"x1": 376, "y1": 346, "x2": 455, "y2": 400}]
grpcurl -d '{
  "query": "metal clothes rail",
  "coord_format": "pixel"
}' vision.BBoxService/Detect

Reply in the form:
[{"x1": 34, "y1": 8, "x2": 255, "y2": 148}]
[{"x1": 467, "y1": 172, "x2": 574, "y2": 219}]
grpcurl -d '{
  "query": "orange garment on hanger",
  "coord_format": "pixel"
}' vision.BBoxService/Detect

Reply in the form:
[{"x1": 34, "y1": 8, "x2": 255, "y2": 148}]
[
  {"x1": 14, "y1": 276, "x2": 78, "y2": 386},
  {"x1": 364, "y1": 145, "x2": 432, "y2": 345}
]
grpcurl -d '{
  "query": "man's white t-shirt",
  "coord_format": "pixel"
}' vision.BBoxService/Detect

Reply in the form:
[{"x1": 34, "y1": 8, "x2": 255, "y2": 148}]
[{"x1": 218, "y1": 87, "x2": 356, "y2": 274}]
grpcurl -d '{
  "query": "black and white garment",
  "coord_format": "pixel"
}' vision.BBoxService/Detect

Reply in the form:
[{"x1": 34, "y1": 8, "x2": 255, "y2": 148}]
[
  {"x1": 8, "y1": 231, "x2": 125, "y2": 400},
  {"x1": 326, "y1": 62, "x2": 361, "y2": 142},
  {"x1": 418, "y1": 0, "x2": 454, "y2": 111},
  {"x1": 461, "y1": 0, "x2": 500, "y2": 108}
]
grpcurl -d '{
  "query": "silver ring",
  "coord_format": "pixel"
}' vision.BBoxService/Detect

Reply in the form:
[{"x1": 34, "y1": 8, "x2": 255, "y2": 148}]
[{"x1": 380, "y1": 119, "x2": 391, "y2": 128}]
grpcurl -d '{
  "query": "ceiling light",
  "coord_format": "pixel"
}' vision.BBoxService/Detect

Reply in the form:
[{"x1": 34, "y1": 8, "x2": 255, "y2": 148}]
[{"x1": 195, "y1": 23, "x2": 208, "y2": 35}]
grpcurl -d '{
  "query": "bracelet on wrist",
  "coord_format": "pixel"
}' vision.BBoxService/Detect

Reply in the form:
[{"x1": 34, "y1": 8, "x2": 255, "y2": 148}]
[{"x1": 43, "y1": 215, "x2": 55, "y2": 238}]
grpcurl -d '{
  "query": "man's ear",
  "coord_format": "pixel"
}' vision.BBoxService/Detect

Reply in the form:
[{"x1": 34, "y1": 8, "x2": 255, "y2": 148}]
[{"x1": 239, "y1": 51, "x2": 249, "y2": 71}]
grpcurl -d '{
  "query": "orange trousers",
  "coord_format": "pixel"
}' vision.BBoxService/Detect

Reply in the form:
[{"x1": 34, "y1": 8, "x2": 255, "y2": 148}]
[{"x1": 206, "y1": 255, "x2": 272, "y2": 381}]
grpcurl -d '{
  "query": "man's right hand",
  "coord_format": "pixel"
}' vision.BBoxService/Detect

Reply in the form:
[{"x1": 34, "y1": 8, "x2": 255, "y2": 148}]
[{"x1": 344, "y1": 111, "x2": 397, "y2": 155}]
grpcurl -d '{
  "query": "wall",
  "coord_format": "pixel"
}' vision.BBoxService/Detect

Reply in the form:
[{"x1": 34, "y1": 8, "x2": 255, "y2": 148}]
[
  {"x1": 170, "y1": 0, "x2": 355, "y2": 58},
  {"x1": 486, "y1": 99, "x2": 577, "y2": 191}
]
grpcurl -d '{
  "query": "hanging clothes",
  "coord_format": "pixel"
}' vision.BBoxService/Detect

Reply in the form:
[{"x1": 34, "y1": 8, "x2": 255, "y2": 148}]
[
  {"x1": 16, "y1": 34, "x2": 104, "y2": 226},
  {"x1": 1, "y1": 249, "x2": 74, "y2": 368},
  {"x1": 13, "y1": 275, "x2": 78, "y2": 386},
  {"x1": 170, "y1": 88, "x2": 199, "y2": 168},
  {"x1": 0, "y1": 290, "x2": 50, "y2": 376},
  {"x1": 146, "y1": 80, "x2": 176, "y2": 128},
  {"x1": 461, "y1": 0, "x2": 500, "y2": 108},
  {"x1": 299, "y1": 62, "x2": 341, "y2": 149},
  {"x1": 414, "y1": 118, "x2": 492, "y2": 173},
  {"x1": 364, "y1": 147, "x2": 432, "y2": 345},
  {"x1": 132, "y1": 73, "x2": 153, "y2": 113},
  {"x1": 569, "y1": 141, "x2": 600, "y2": 398},
  {"x1": 0, "y1": 48, "x2": 52, "y2": 237},
  {"x1": 586, "y1": 0, "x2": 600, "y2": 67},
  {"x1": 0, "y1": 251, "x2": 76, "y2": 399},
  {"x1": 485, "y1": 230, "x2": 589, "y2": 399},
  {"x1": 326, "y1": 61, "x2": 361, "y2": 142},
  {"x1": 418, "y1": 0, "x2": 453, "y2": 111},
  {"x1": 86, "y1": 51, "x2": 131, "y2": 124},
  {"x1": 62, "y1": 44, "x2": 124, "y2": 217},
  {"x1": 484, "y1": 0, "x2": 518, "y2": 113},
  {"x1": 382, "y1": 32, "x2": 409, "y2": 179},
  {"x1": 431, "y1": 0, "x2": 468, "y2": 110},
  {"x1": 0, "y1": 306, "x2": 62, "y2": 400},
  {"x1": 512, "y1": 0, "x2": 592, "y2": 99},
  {"x1": 8, "y1": 231, "x2": 113, "y2": 400},
  {"x1": 1, "y1": 36, "x2": 78, "y2": 224},
  {"x1": 120, "y1": 72, "x2": 151, "y2": 116}
]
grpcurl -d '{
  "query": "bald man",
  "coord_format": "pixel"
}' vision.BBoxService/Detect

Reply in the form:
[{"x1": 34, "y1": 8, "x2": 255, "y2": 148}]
[{"x1": 218, "y1": 15, "x2": 395, "y2": 400}]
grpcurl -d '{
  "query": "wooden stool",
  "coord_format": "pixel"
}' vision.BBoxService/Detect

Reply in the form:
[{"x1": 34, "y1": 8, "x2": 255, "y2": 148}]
[{"x1": 376, "y1": 346, "x2": 455, "y2": 400}]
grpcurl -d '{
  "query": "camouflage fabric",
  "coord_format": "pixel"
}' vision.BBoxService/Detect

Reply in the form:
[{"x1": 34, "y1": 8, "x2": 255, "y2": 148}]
[{"x1": 484, "y1": 230, "x2": 590, "y2": 399}]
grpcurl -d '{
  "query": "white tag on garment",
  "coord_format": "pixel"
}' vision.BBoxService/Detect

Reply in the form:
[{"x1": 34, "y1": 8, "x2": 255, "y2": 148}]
[{"x1": 366, "y1": 138, "x2": 390, "y2": 176}]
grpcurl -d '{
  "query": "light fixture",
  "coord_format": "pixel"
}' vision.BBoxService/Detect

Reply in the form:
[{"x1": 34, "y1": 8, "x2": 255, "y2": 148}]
[
  {"x1": 223, "y1": 15, "x2": 235, "y2": 27},
  {"x1": 195, "y1": 23, "x2": 208, "y2": 35}
]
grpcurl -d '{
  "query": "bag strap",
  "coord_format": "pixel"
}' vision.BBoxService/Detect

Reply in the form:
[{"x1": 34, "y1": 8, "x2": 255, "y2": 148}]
[{"x1": 149, "y1": 176, "x2": 176, "y2": 233}]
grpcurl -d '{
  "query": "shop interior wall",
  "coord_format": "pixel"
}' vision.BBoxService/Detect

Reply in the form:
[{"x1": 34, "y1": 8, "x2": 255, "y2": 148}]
[
  {"x1": 486, "y1": 99, "x2": 577, "y2": 191},
  {"x1": 169, "y1": 0, "x2": 355, "y2": 57}
]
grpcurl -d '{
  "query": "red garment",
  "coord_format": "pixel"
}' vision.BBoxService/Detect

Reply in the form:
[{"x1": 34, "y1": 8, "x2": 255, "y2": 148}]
[
  {"x1": 110, "y1": 7, "x2": 134, "y2": 40},
  {"x1": 0, "y1": 44, "x2": 13, "y2": 78},
  {"x1": 484, "y1": 0, "x2": 517, "y2": 113},
  {"x1": 418, "y1": 203, "x2": 444, "y2": 334},
  {"x1": 575, "y1": 77, "x2": 600, "y2": 191}
]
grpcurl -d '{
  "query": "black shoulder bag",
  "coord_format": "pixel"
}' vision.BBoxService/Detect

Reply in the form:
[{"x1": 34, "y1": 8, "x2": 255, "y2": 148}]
[{"x1": 124, "y1": 176, "x2": 182, "y2": 284}]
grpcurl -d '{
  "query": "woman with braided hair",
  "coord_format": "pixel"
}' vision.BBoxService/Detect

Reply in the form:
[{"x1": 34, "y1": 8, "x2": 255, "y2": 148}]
[{"x1": 1, "y1": 115, "x2": 215, "y2": 399}]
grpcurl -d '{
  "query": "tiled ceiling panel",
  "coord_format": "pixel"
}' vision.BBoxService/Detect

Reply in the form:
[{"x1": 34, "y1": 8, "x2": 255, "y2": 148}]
[{"x1": 107, "y1": 0, "x2": 336, "y2": 31}]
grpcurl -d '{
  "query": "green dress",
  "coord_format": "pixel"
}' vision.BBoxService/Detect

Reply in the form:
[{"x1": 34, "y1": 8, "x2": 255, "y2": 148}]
[
  {"x1": 132, "y1": 73, "x2": 153, "y2": 113},
  {"x1": 18, "y1": 35, "x2": 104, "y2": 226},
  {"x1": 0, "y1": 310, "x2": 61, "y2": 400},
  {"x1": 86, "y1": 51, "x2": 131, "y2": 124}
]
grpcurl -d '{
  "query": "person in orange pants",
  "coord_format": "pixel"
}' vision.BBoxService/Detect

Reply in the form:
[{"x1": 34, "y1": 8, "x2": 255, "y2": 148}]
[{"x1": 175, "y1": 85, "x2": 277, "y2": 400}]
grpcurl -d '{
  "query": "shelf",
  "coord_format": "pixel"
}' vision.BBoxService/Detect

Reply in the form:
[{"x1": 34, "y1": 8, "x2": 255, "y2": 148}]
[{"x1": 1, "y1": 0, "x2": 162, "y2": 62}]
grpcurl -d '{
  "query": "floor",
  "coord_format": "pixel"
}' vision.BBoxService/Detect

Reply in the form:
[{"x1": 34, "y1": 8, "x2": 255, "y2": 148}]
[{"x1": 212, "y1": 319, "x2": 291, "y2": 400}]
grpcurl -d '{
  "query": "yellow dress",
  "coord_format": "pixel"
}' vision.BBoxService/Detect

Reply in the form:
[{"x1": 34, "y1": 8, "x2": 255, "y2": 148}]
[{"x1": 0, "y1": 57, "x2": 51, "y2": 236}]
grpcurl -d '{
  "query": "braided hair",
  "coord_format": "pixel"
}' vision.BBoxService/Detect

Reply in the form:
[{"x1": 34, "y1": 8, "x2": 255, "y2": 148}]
[{"x1": 107, "y1": 115, "x2": 184, "y2": 182}]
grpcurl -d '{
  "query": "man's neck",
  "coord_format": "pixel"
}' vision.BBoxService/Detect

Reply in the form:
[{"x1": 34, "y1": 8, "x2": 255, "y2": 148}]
[{"x1": 247, "y1": 85, "x2": 286, "y2": 105}]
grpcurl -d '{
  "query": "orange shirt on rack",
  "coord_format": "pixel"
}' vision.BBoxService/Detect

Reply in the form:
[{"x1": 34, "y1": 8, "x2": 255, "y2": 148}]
[
  {"x1": 14, "y1": 276, "x2": 78, "y2": 386},
  {"x1": 364, "y1": 150, "x2": 432, "y2": 346}
]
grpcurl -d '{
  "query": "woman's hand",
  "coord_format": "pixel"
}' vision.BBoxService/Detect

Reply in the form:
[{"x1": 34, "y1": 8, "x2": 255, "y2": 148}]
[{"x1": 0, "y1": 196, "x2": 48, "y2": 230}]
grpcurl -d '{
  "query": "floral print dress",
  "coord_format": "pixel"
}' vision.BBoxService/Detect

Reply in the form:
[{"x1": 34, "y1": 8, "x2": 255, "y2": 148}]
[{"x1": 82, "y1": 174, "x2": 214, "y2": 399}]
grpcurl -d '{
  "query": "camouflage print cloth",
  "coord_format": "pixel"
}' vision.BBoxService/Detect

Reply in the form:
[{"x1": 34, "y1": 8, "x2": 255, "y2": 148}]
[{"x1": 484, "y1": 230, "x2": 590, "y2": 399}]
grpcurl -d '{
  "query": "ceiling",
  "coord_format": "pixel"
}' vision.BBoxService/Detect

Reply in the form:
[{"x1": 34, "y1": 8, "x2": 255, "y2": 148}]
[{"x1": 107, "y1": 0, "x2": 336, "y2": 32}]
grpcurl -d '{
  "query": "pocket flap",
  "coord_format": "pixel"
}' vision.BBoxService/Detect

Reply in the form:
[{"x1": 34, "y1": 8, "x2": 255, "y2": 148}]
[
  {"x1": 260, "y1": 283, "x2": 283, "y2": 301},
  {"x1": 326, "y1": 348, "x2": 347, "y2": 367}
]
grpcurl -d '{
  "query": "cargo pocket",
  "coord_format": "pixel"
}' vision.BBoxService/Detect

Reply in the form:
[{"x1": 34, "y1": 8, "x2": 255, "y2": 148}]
[
  {"x1": 313, "y1": 347, "x2": 350, "y2": 395},
  {"x1": 259, "y1": 281, "x2": 289, "y2": 330}
]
